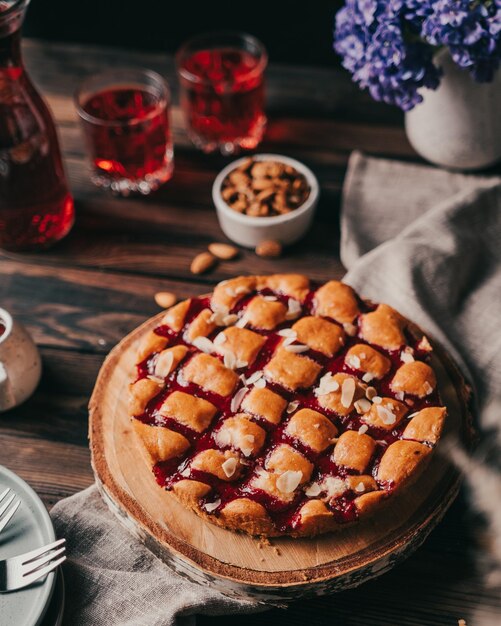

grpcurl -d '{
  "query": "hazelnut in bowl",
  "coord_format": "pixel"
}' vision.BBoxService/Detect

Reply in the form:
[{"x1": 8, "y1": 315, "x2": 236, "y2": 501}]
[{"x1": 212, "y1": 154, "x2": 319, "y2": 248}]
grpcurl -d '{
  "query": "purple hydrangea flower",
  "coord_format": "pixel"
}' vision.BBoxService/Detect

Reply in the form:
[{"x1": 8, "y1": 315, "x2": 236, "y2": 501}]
[
  {"x1": 421, "y1": 0, "x2": 501, "y2": 81},
  {"x1": 334, "y1": 0, "x2": 441, "y2": 110},
  {"x1": 334, "y1": 0, "x2": 501, "y2": 110}
]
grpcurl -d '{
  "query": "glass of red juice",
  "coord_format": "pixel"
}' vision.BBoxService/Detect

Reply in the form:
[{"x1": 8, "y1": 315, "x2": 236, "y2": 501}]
[
  {"x1": 176, "y1": 32, "x2": 267, "y2": 155},
  {"x1": 75, "y1": 68, "x2": 173, "y2": 196}
]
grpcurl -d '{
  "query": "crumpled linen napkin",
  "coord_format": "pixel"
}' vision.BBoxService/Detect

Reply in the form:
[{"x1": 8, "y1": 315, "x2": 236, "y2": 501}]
[{"x1": 50, "y1": 150, "x2": 501, "y2": 626}]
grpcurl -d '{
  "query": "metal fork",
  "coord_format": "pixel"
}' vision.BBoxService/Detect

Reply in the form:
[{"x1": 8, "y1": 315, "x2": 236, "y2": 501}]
[
  {"x1": 0, "y1": 538, "x2": 66, "y2": 592},
  {"x1": 0, "y1": 488, "x2": 21, "y2": 535}
]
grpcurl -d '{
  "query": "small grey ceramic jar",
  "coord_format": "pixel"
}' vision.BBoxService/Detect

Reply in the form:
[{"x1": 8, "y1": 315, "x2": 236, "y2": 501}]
[{"x1": 0, "y1": 308, "x2": 42, "y2": 412}]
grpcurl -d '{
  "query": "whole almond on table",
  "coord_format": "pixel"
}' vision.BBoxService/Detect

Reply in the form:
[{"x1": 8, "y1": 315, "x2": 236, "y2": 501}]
[
  {"x1": 190, "y1": 252, "x2": 217, "y2": 274},
  {"x1": 154, "y1": 291, "x2": 177, "y2": 308},
  {"x1": 208, "y1": 243, "x2": 239, "y2": 260},
  {"x1": 255, "y1": 240, "x2": 282, "y2": 258}
]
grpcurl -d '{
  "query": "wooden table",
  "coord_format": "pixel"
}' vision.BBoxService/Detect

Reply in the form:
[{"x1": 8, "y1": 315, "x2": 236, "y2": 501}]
[{"x1": 1, "y1": 39, "x2": 499, "y2": 625}]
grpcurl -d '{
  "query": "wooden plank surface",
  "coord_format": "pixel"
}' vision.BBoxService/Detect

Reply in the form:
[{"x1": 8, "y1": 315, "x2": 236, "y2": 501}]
[{"x1": 1, "y1": 38, "x2": 498, "y2": 625}]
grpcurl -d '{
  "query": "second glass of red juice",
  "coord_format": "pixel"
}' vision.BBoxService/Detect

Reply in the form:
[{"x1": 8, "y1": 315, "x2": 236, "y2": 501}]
[
  {"x1": 176, "y1": 32, "x2": 268, "y2": 155},
  {"x1": 75, "y1": 68, "x2": 173, "y2": 195}
]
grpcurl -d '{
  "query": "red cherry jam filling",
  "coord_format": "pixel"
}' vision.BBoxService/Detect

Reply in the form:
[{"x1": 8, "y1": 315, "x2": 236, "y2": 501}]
[{"x1": 133, "y1": 285, "x2": 442, "y2": 533}]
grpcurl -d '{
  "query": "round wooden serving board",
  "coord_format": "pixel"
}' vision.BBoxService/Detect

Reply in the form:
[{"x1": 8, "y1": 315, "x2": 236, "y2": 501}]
[{"x1": 89, "y1": 312, "x2": 473, "y2": 602}]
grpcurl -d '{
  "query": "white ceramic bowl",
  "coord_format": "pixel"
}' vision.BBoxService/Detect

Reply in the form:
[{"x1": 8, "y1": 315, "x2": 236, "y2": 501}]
[{"x1": 212, "y1": 153, "x2": 319, "y2": 248}]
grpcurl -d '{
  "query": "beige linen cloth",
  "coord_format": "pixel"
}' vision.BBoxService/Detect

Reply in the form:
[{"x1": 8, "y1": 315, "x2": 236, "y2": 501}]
[{"x1": 51, "y1": 151, "x2": 501, "y2": 625}]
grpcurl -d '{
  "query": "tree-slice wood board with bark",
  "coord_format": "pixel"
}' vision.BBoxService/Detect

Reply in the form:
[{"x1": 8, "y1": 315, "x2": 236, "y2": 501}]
[{"x1": 89, "y1": 312, "x2": 473, "y2": 602}]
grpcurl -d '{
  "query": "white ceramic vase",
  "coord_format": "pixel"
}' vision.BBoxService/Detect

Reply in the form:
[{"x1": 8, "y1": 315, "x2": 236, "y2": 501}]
[
  {"x1": 0, "y1": 308, "x2": 41, "y2": 412},
  {"x1": 405, "y1": 49, "x2": 501, "y2": 170}
]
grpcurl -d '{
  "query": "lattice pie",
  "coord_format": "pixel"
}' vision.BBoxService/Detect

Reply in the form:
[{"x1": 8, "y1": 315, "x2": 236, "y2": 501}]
[{"x1": 129, "y1": 274, "x2": 447, "y2": 537}]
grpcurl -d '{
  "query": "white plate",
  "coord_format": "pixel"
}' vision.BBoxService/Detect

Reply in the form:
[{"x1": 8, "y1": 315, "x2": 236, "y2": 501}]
[{"x1": 0, "y1": 465, "x2": 57, "y2": 626}]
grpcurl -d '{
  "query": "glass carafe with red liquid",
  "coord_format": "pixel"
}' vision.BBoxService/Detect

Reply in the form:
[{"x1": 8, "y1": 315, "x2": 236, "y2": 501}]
[{"x1": 0, "y1": 0, "x2": 74, "y2": 251}]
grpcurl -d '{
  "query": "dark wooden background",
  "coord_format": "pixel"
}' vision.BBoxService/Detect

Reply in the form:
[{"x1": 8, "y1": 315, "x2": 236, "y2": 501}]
[
  {"x1": 1, "y1": 39, "x2": 500, "y2": 625},
  {"x1": 23, "y1": 0, "x2": 344, "y2": 66}
]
